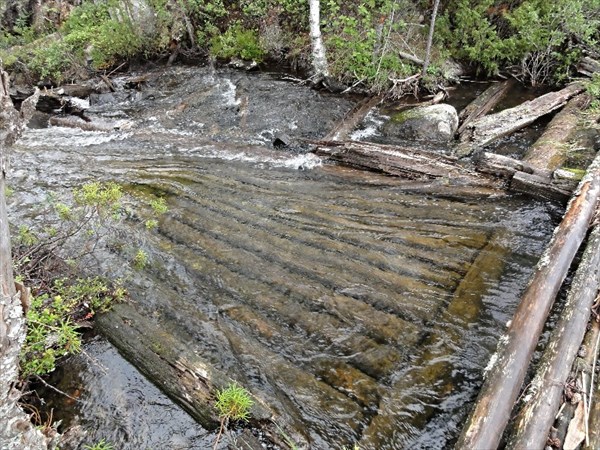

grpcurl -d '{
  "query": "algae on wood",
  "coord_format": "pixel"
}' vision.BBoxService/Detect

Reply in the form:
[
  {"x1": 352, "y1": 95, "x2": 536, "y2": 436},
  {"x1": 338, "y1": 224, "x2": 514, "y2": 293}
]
[{"x1": 523, "y1": 93, "x2": 589, "y2": 172}]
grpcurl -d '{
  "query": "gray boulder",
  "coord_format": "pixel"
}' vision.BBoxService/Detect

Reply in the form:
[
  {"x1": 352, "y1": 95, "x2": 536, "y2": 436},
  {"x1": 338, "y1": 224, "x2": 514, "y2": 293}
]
[{"x1": 383, "y1": 103, "x2": 458, "y2": 142}]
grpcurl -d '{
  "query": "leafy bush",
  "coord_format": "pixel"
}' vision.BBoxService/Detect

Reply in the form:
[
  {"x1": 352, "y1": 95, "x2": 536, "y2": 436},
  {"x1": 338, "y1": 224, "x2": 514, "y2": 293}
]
[
  {"x1": 13, "y1": 182, "x2": 167, "y2": 379},
  {"x1": 210, "y1": 23, "x2": 265, "y2": 61},
  {"x1": 213, "y1": 383, "x2": 254, "y2": 448},
  {"x1": 20, "y1": 277, "x2": 124, "y2": 378}
]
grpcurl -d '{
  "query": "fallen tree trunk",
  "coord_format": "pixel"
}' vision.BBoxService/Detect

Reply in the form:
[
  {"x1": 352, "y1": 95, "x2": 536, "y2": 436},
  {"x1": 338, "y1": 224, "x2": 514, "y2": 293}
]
[
  {"x1": 586, "y1": 310, "x2": 600, "y2": 449},
  {"x1": 523, "y1": 93, "x2": 589, "y2": 171},
  {"x1": 456, "y1": 83, "x2": 585, "y2": 157},
  {"x1": 578, "y1": 56, "x2": 600, "y2": 77},
  {"x1": 455, "y1": 150, "x2": 600, "y2": 450},
  {"x1": 507, "y1": 217, "x2": 600, "y2": 449},
  {"x1": 323, "y1": 96, "x2": 382, "y2": 141},
  {"x1": 457, "y1": 79, "x2": 515, "y2": 135},
  {"x1": 313, "y1": 140, "x2": 501, "y2": 189},
  {"x1": 476, "y1": 152, "x2": 583, "y2": 203},
  {"x1": 96, "y1": 301, "x2": 306, "y2": 448},
  {"x1": 314, "y1": 141, "x2": 577, "y2": 202}
]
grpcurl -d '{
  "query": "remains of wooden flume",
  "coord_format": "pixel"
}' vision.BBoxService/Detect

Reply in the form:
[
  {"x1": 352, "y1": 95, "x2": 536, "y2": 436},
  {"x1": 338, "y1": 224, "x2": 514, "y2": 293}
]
[{"x1": 1, "y1": 61, "x2": 600, "y2": 448}]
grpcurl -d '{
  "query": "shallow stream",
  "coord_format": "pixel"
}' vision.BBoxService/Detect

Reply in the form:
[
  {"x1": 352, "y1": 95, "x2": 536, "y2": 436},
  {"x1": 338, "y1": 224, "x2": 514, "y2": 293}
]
[{"x1": 9, "y1": 66, "x2": 560, "y2": 449}]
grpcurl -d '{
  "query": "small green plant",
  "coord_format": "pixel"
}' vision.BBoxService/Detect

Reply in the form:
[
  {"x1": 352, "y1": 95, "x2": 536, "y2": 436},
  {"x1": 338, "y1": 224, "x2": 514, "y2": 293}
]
[
  {"x1": 83, "y1": 439, "x2": 114, "y2": 450},
  {"x1": 213, "y1": 383, "x2": 254, "y2": 449},
  {"x1": 133, "y1": 248, "x2": 149, "y2": 270},
  {"x1": 149, "y1": 196, "x2": 168, "y2": 215}
]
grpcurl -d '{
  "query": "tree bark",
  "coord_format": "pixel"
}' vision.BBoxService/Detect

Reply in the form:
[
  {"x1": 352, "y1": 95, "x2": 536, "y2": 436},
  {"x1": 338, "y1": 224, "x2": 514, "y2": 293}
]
[
  {"x1": 323, "y1": 96, "x2": 382, "y2": 141},
  {"x1": 0, "y1": 69, "x2": 49, "y2": 449},
  {"x1": 313, "y1": 140, "x2": 501, "y2": 190},
  {"x1": 456, "y1": 83, "x2": 585, "y2": 157},
  {"x1": 507, "y1": 219, "x2": 600, "y2": 449},
  {"x1": 457, "y1": 79, "x2": 515, "y2": 135},
  {"x1": 523, "y1": 93, "x2": 589, "y2": 172},
  {"x1": 578, "y1": 56, "x2": 600, "y2": 77},
  {"x1": 308, "y1": 0, "x2": 329, "y2": 79},
  {"x1": 455, "y1": 150, "x2": 600, "y2": 450},
  {"x1": 421, "y1": 0, "x2": 440, "y2": 78}
]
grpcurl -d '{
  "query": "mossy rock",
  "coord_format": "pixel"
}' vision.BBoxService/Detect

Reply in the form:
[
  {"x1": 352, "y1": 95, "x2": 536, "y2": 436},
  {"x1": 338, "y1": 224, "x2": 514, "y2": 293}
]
[{"x1": 383, "y1": 103, "x2": 458, "y2": 143}]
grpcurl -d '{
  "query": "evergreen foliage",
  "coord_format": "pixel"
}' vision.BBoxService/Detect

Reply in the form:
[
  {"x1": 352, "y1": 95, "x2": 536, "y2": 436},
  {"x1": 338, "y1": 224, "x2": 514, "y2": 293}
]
[{"x1": 0, "y1": 0, "x2": 598, "y2": 88}]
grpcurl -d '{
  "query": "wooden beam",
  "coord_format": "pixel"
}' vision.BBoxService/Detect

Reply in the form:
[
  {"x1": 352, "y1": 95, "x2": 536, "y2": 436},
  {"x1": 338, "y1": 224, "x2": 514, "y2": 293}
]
[
  {"x1": 457, "y1": 79, "x2": 515, "y2": 135},
  {"x1": 523, "y1": 93, "x2": 589, "y2": 172},
  {"x1": 313, "y1": 140, "x2": 501, "y2": 189},
  {"x1": 456, "y1": 83, "x2": 585, "y2": 157},
  {"x1": 455, "y1": 151, "x2": 600, "y2": 450},
  {"x1": 507, "y1": 218, "x2": 600, "y2": 449}
]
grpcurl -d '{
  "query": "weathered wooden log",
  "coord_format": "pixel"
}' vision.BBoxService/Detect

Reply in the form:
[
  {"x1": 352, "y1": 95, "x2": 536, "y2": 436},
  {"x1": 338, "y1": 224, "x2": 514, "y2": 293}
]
[
  {"x1": 323, "y1": 95, "x2": 382, "y2": 141},
  {"x1": 578, "y1": 56, "x2": 600, "y2": 77},
  {"x1": 511, "y1": 171, "x2": 573, "y2": 203},
  {"x1": 11, "y1": 88, "x2": 89, "y2": 119},
  {"x1": 475, "y1": 151, "x2": 537, "y2": 178},
  {"x1": 476, "y1": 152, "x2": 583, "y2": 202},
  {"x1": 455, "y1": 151, "x2": 600, "y2": 450},
  {"x1": 456, "y1": 83, "x2": 585, "y2": 157},
  {"x1": 49, "y1": 116, "x2": 111, "y2": 132},
  {"x1": 96, "y1": 301, "x2": 305, "y2": 449},
  {"x1": 457, "y1": 79, "x2": 515, "y2": 135},
  {"x1": 524, "y1": 93, "x2": 589, "y2": 171},
  {"x1": 313, "y1": 140, "x2": 502, "y2": 189},
  {"x1": 507, "y1": 219, "x2": 600, "y2": 449},
  {"x1": 585, "y1": 315, "x2": 600, "y2": 449}
]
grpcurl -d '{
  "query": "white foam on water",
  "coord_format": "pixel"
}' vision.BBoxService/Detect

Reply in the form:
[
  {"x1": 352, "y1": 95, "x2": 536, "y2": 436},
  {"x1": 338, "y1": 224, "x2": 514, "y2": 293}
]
[
  {"x1": 67, "y1": 97, "x2": 90, "y2": 110},
  {"x1": 188, "y1": 146, "x2": 322, "y2": 170},
  {"x1": 349, "y1": 110, "x2": 388, "y2": 140},
  {"x1": 221, "y1": 79, "x2": 240, "y2": 107},
  {"x1": 20, "y1": 127, "x2": 131, "y2": 147}
]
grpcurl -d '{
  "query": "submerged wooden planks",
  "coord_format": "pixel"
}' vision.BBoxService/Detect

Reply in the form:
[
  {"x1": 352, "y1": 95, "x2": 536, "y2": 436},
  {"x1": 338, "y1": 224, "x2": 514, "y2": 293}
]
[{"x1": 456, "y1": 151, "x2": 600, "y2": 449}]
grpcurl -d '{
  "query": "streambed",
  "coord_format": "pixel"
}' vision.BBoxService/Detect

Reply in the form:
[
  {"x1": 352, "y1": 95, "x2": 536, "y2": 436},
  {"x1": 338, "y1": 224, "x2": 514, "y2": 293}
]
[{"x1": 9, "y1": 66, "x2": 560, "y2": 449}]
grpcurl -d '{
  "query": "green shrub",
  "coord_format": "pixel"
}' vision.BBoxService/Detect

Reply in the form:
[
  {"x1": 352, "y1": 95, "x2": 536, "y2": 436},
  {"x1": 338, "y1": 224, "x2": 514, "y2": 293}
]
[
  {"x1": 20, "y1": 277, "x2": 123, "y2": 378},
  {"x1": 439, "y1": 0, "x2": 600, "y2": 83},
  {"x1": 214, "y1": 383, "x2": 254, "y2": 421},
  {"x1": 210, "y1": 23, "x2": 265, "y2": 61}
]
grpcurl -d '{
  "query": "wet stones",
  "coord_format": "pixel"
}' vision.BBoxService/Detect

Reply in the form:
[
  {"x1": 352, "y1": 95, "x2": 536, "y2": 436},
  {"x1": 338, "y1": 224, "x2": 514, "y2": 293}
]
[{"x1": 383, "y1": 103, "x2": 459, "y2": 143}]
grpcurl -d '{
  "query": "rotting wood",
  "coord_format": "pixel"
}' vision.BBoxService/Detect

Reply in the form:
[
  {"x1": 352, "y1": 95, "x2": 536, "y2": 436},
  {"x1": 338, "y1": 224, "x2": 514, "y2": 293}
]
[
  {"x1": 49, "y1": 116, "x2": 112, "y2": 132},
  {"x1": 96, "y1": 302, "x2": 305, "y2": 449},
  {"x1": 457, "y1": 79, "x2": 515, "y2": 135},
  {"x1": 475, "y1": 152, "x2": 581, "y2": 202},
  {"x1": 312, "y1": 140, "x2": 502, "y2": 190},
  {"x1": 313, "y1": 141, "x2": 581, "y2": 201},
  {"x1": 578, "y1": 56, "x2": 600, "y2": 77},
  {"x1": 456, "y1": 83, "x2": 585, "y2": 157},
  {"x1": 511, "y1": 171, "x2": 573, "y2": 203},
  {"x1": 323, "y1": 95, "x2": 382, "y2": 141},
  {"x1": 455, "y1": 150, "x2": 600, "y2": 450},
  {"x1": 523, "y1": 93, "x2": 589, "y2": 171},
  {"x1": 507, "y1": 218, "x2": 600, "y2": 450},
  {"x1": 586, "y1": 312, "x2": 600, "y2": 449}
]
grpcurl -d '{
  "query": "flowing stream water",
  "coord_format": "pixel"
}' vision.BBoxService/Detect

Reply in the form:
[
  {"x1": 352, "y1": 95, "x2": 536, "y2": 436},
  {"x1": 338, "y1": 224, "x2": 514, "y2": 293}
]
[{"x1": 9, "y1": 66, "x2": 560, "y2": 449}]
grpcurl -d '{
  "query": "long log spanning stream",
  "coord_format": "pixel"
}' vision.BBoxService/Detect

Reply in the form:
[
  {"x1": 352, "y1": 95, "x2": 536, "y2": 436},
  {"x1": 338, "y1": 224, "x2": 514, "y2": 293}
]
[{"x1": 8, "y1": 67, "x2": 559, "y2": 448}]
